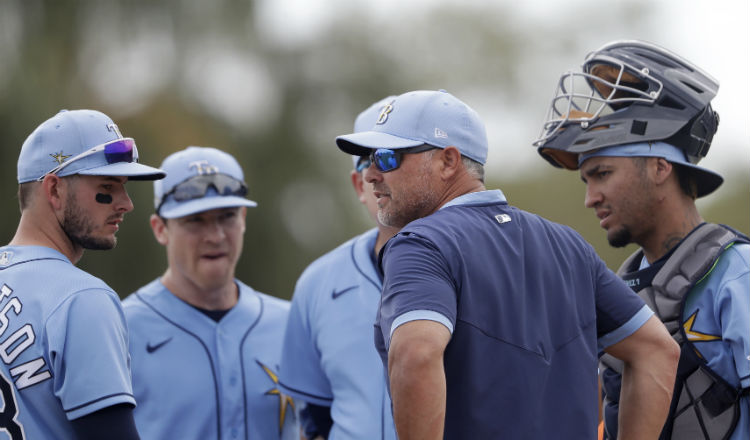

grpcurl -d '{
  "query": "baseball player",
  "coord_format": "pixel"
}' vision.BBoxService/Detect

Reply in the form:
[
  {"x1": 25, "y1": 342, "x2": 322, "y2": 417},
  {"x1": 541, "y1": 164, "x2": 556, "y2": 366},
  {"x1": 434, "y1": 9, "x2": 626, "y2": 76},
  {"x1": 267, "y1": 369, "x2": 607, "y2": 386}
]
[
  {"x1": 335, "y1": 89, "x2": 681, "y2": 439},
  {"x1": 122, "y1": 146, "x2": 297, "y2": 440},
  {"x1": 279, "y1": 97, "x2": 399, "y2": 439},
  {"x1": 0, "y1": 109, "x2": 165, "y2": 439},
  {"x1": 533, "y1": 40, "x2": 750, "y2": 440}
]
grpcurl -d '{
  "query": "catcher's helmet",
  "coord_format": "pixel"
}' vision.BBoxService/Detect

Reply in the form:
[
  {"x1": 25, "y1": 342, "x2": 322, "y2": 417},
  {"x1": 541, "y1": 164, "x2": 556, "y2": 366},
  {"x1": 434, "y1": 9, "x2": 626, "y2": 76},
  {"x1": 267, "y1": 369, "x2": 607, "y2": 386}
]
[{"x1": 533, "y1": 40, "x2": 720, "y2": 171}]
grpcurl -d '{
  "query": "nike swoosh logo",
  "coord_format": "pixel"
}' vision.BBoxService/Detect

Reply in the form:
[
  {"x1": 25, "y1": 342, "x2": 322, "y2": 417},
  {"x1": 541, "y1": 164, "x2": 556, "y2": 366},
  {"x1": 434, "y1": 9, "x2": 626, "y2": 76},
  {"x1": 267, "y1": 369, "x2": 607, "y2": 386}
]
[
  {"x1": 146, "y1": 337, "x2": 173, "y2": 353},
  {"x1": 332, "y1": 285, "x2": 357, "y2": 300}
]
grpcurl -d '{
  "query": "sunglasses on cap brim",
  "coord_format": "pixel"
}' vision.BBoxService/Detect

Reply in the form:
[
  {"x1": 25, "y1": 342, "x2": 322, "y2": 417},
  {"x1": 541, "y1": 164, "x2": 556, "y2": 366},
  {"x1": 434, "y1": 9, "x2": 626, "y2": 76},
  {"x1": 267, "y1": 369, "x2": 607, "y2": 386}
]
[
  {"x1": 157, "y1": 173, "x2": 247, "y2": 215},
  {"x1": 38, "y1": 138, "x2": 138, "y2": 181},
  {"x1": 356, "y1": 144, "x2": 436, "y2": 173}
]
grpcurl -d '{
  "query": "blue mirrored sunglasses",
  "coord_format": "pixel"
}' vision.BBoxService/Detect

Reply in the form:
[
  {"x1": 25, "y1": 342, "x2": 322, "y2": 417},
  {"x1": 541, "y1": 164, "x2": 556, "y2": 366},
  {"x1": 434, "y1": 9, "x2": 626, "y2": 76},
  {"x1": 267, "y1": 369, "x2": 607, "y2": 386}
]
[
  {"x1": 38, "y1": 138, "x2": 138, "y2": 181},
  {"x1": 355, "y1": 156, "x2": 371, "y2": 172},
  {"x1": 157, "y1": 173, "x2": 247, "y2": 214},
  {"x1": 363, "y1": 144, "x2": 435, "y2": 173}
]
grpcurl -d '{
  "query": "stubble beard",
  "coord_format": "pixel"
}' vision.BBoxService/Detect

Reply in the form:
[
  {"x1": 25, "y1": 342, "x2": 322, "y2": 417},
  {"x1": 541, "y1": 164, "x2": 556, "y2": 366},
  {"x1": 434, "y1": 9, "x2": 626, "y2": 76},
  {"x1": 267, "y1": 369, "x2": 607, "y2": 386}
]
[
  {"x1": 606, "y1": 160, "x2": 652, "y2": 249},
  {"x1": 607, "y1": 226, "x2": 633, "y2": 248},
  {"x1": 62, "y1": 193, "x2": 117, "y2": 250},
  {"x1": 376, "y1": 156, "x2": 439, "y2": 228}
]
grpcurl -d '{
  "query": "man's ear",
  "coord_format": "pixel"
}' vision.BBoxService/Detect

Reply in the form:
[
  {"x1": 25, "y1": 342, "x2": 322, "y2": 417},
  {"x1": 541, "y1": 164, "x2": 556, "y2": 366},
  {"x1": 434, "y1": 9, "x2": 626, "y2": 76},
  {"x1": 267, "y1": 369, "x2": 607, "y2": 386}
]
[
  {"x1": 150, "y1": 214, "x2": 169, "y2": 246},
  {"x1": 652, "y1": 157, "x2": 674, "y2": 185},
  {"x1": 350, "y1": 170, "x2": 366, "y2": 204},
  {"x1": 42, "y1": 174, "x2": 66, "y2": 211},
  {"x1": 438, "y1": 146, "x2": 462, "y2": 179},
  {"x1": 239, "y1": 206, "x2": 247, "y2": 233}
]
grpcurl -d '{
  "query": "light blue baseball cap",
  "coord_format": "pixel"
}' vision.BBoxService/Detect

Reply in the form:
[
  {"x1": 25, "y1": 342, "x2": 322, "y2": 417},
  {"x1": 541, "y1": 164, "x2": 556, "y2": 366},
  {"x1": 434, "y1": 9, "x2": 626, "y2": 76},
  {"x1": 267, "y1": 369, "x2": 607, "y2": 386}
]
[
  {"x1": 351, "y1": 95, "x2": 398, "y2": 168},
  {"x1": 17, "y1": 109, "x2": 165, "y2": 183},
  {"x1": 578, "y1": 141, "x2": 723, "y2": 197},
  {"x1": 155, "y1": 146, "x2": 257, "y2": 219},
  {"x1": 337, "y1": 90, "x2": 488, "y2": 165}
]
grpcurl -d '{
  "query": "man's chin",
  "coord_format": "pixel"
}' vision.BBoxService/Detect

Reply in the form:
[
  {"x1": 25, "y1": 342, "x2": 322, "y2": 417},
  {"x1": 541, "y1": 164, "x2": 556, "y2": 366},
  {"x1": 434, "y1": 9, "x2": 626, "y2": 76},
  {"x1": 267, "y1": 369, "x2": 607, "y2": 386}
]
[
  {"x1": 607, "y1": 228, "x2": 632, "y2": 248},
  {"x1": 81, "y1": 236, "x2": 117, "y2": 250}
]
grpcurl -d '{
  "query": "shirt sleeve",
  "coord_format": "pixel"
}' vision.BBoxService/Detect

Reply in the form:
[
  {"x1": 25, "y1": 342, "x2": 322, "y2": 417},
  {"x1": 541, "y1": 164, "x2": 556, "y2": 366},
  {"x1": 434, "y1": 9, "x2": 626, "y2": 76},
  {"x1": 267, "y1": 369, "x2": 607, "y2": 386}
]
[
  {"x1": 714, "y1": 245, "x2": 750, "y2": 389},
  {"x1": 46, "y1": 289, "x2": 135, "y2": 420},
  {"x1": 379, "y1": 232, "x2": 456, "y2": 350},
  {"x1": 590, "y1": 249, "x2": 652, "y2": 351},
  {"x1": 278, "y1": 278, "x2": 333, "y2": 406},
  {"x1": 69, "y1": 403, "x2": 139, "y2": 440}
]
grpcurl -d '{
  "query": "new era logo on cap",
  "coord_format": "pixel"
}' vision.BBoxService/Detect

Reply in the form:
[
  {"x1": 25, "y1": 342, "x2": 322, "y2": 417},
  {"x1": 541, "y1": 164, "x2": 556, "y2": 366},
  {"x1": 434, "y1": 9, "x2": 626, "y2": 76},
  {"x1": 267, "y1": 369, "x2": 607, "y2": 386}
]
[{"x1": 336, "y1": 90, "x2": 488, "y2": 165}]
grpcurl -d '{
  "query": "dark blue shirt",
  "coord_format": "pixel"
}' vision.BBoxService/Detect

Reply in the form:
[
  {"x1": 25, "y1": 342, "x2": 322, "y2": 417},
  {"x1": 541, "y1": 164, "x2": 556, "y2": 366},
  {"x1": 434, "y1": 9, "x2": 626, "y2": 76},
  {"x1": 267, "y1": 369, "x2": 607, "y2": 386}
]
[{"x1": 375, "y1": 190, "x2": 651, "y2": 439}]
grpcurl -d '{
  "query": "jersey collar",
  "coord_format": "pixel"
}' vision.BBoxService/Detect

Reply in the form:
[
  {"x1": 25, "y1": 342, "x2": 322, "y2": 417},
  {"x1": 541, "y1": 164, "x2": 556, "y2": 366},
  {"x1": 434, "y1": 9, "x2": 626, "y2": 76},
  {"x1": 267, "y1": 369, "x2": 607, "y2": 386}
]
[
  {"x1": 351, "y1": 227, "x2": 382, "y2": 290},
  {"x1": 440, "y1": 189, "x2": 507, "y2": 210}
]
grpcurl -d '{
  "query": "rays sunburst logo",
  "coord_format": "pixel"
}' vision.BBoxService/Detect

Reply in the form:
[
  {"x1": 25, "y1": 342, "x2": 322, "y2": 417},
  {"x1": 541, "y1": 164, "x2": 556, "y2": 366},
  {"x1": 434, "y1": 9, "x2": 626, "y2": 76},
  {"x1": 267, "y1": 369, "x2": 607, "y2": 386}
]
[
  {"x1": 257, "y1": 360, "x2": 295, "y2": 433},
  {"x1": 50, "y1": 152, "x2": 71, "y2": 165}
]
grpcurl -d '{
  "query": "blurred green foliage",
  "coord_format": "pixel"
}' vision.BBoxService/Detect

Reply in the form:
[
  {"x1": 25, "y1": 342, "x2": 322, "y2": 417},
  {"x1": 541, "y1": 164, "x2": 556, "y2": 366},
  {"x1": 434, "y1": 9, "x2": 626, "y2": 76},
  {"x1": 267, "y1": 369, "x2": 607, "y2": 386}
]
[{"x1": 1, "y1": 0, "x2": 746, "y2": 300}]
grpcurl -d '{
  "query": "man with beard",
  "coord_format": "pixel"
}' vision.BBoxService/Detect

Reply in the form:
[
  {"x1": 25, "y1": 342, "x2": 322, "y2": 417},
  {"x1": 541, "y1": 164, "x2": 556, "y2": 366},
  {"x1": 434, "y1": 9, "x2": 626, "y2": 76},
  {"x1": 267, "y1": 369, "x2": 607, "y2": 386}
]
[
  {"x1": 0, "y1": 109, "x2": 165, "y2": 439},
  {"x1": 335, "y1": 89, "x2": 680, "y2": 439},
  {"x1": 533, "y1": 40, "x2": 750, "y2": 440},
  {"x1": 123, "y1": 146, "x2": 297, "y2": 439}
]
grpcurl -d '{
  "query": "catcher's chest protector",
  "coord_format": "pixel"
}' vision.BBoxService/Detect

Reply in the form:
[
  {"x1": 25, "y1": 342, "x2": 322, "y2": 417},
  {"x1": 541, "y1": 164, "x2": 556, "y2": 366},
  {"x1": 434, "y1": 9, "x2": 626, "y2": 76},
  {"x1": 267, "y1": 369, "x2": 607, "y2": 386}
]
[{"x1": 600, "y1": 223, "x2": 749, "y2": 440}]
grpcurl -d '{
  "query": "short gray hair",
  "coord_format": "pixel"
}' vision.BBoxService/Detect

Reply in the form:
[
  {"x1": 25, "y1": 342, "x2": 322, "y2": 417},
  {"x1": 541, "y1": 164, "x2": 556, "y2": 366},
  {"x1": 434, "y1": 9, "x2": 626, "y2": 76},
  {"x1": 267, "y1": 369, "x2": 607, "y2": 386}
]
[
  {"x1": 424, "y1": 147, "x2": 485, "y2": 182},
  {"x1": 462, "y1": 156, "x2": 485, "y2": 182}
]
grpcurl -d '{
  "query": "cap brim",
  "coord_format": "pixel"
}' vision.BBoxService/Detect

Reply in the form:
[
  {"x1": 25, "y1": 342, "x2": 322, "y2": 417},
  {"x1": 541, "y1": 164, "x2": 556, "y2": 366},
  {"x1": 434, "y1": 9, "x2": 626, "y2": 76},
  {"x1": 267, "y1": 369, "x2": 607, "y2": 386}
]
[
  {"x1": 680, "y1": 163, "x2": 723, "y2": 198},
  {"x1": 158, "y1": 195, "x2": 257, "y2": 219},
  {"x1": 77, "y1": 162, "x2": 166, "y2": 181},
  {"x1": 336, "y1": 131, "x2": 424, "y2": 156},
  {"x1": 576, "y1": 142, "x2": 723, "y2": 198}
]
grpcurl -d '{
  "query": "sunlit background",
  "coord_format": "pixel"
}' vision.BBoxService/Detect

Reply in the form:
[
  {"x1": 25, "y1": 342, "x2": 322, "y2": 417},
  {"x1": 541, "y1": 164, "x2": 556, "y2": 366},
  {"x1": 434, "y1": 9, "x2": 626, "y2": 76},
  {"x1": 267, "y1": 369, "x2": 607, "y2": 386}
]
[{"x1": 1, "y1": 0, "x2": 747, "y2": 299}]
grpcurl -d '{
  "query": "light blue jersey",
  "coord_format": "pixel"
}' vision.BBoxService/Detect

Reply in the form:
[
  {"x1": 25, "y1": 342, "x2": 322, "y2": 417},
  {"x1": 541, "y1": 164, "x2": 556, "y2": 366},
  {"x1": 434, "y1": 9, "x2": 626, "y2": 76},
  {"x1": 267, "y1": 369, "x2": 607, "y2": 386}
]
[
  {"x1": 662, "y1": 242, "x2": 749, "y2": 440},
  {"x1": 122, "y1": 279, "x2": 297, "y2": 440},
  {"x1": 0, "y1": 246, "x2": 135, "y2": 440},
  {"x1": 279, "y1": 228, "x2": 397, "y2": 440}
]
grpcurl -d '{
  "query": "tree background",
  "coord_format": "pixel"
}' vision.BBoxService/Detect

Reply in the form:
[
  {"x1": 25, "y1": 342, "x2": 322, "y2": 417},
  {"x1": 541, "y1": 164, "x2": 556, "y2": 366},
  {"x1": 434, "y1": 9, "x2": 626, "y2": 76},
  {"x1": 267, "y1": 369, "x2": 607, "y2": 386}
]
[{"x1": 1, "y1": 0, "x2": 747, "y2": 300}]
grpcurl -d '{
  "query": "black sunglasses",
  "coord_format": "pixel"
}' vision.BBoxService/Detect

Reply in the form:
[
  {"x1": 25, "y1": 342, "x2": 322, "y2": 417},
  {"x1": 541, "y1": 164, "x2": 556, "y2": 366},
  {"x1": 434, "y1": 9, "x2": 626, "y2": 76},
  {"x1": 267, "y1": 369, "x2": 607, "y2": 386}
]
[{"x1": 157, "y1": 173, "x2": 247, "y2": 214}]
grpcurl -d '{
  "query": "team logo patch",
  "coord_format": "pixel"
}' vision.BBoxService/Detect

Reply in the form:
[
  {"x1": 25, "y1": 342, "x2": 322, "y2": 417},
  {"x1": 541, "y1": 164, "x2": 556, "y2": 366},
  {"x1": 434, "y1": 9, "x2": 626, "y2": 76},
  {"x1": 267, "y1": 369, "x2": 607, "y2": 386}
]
[
  {"x1": 0, "y1": 251, "x2": 13, "y2": 266},
  {"x1": 683, "y1": 311, "x2": 721, "y2": 342},
  {"x1": 495, "y1": 214, "x2": 511, "y2": 224},
  {"x1": 434, "y1": 127, "x2": 448, "y2": 139},
  {"x1": 257, "y1": 360, "x2": 295, "y2": 433},
  {"x1": 376, "y1": 101, "x2": 394, "y2": 125},
  {"x1": 188, "y1": 160, "x2": 220, "y2": 175},
  {"x1": 50, "y1": 151, "x2": 71, "y2": 165}
]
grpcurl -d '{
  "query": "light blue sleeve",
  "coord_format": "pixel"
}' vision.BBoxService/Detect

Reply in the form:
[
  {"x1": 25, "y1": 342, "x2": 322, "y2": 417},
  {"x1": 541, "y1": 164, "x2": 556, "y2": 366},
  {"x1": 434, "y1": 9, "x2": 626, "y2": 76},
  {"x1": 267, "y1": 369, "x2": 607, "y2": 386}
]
[
  {"x1": 714, "y1": 245, "x2": 750, "y2": 389},
  {"x1": 597, "y1": 305, "x2": 654, "y2": 352},
  {"x1": 46, "y1": 289, "x2": 135, "y2": 420},
  {"x1": 279, "y1": 279, "x2": 333, "y2": 406},
  {"x1": 682, "y1": 243, "x2": 749, "y2": 440},
  {"x1": 718, "y1": 266, "x2": 750, "y2": 440},
  {"x1": 390, "y1": 309, "x2": 454, "y2": 339},
  {"x1": 709, "y1": 244, "x2": 750, "y2": 440}
]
